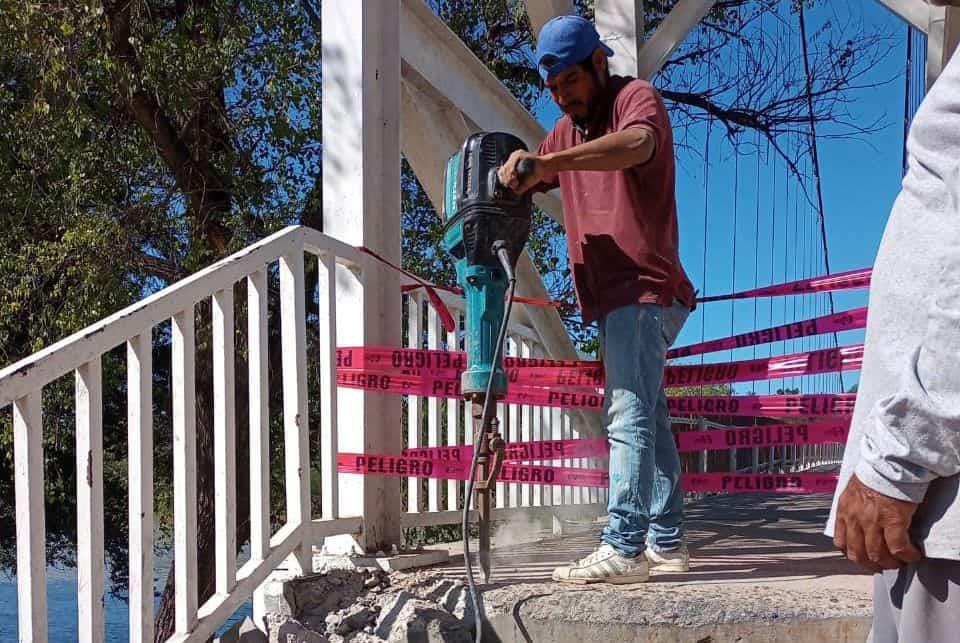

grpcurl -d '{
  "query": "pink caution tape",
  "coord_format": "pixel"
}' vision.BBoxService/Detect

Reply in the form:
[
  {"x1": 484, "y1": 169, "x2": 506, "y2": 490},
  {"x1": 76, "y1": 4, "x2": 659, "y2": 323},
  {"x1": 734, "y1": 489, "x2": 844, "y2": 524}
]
[
  {"x1": 403, "y1": 438, "x2": 609, "y2": 463},
  {"x1": 337, "y1": 343, "x2": 862, "y2": 391},
  {"x1": 338, "y1": 453, "x2": 606, "y2": 487},
  {"x1": 697, "y1": 267, "x2": 872, "y2": 303},
  {"x1": 402, "y1": 421, "x2": 850, "y2": 463},
  {"x1": 358, "y1": 246, "x2": 457, "y2": 333},
  {"x1": 336, "y1": 346, "x2": 599, "y2": 371},
  {"x1": 402, "y1": 283, "x2": 568, "y2": 309},
  {"x1": 663, "y1": 344, "x2": 863, "y2": 387},
  {"x1": 668, "y1": 307, "x2": 868, "y2": 358},
  {"x1": 338, "y1": 453, "x2": 839, "y2": 493},
  {"x1": 666, "y1": 393, "x2": 857, "y2": 418},
  {"x1": 336, "y1": 370, "x2": 857, "y2": 418}
]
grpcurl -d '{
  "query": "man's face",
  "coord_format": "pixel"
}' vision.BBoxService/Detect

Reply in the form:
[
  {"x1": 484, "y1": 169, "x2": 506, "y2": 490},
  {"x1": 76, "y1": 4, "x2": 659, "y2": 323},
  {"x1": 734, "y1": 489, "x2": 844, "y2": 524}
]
[{"x1": 544, "y1": 50, "x2": 606, "y2": 125}]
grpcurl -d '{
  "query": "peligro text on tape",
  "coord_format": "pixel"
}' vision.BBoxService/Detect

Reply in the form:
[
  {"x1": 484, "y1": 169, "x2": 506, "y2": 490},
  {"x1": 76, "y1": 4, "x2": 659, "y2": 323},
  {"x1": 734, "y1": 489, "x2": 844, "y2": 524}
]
[
  {"x1": 684, "y1": 472, "x2": 838, "y2": 494},
  {"x1": 404, "y1": 437, "x2": 609, "y2": 463},
  {"x1": 666, "y1": 393, "x2": 856, "y2": 418},
  {"x1": 669, "y1": 308, "x2": 868, "y2": 359},
  {"x1": 402, "y1": 421, "x2": 850, "y2": 462},
  {"x1": 338, "y1": 453, "x2": 606, "y2": 487},
  {"x1": 338, "y1": 453, "x2": 839, "y2": 493},
  {"x1": 335, "y1": 371, "x2": 858, "y2": 418},
  {"x1": 675, "y1": 421, "x2": 849, "y2": 451},
  {"x1": 338, "y1": 343, "x2": 862, "y2": 391},
  {"x1": 336, "y1": 346, "x2": 599, "y2": 372}
]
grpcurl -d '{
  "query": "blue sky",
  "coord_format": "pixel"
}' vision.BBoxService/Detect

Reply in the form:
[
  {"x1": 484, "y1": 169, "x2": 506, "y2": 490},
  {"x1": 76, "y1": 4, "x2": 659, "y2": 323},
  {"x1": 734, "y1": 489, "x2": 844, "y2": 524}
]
[{"x1": 531, "y1": 1, "x2": 911, "y2": 394}]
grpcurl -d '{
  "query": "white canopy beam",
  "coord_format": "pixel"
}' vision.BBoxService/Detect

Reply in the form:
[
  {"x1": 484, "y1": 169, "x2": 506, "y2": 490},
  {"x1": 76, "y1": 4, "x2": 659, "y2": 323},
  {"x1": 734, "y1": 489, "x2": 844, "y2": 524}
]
[
  {"x1": 524, "y1": 0, "x2": 575, "y2": 36},
  {"x1": 595, "y1": 0, "x2": 645, "y2": 76},
  {"x1": 635, "y1": 0, "x2": 717, "y2": 81},
  {"x1": 873, "y1": 0, "x2": 932, "y2": 32}
]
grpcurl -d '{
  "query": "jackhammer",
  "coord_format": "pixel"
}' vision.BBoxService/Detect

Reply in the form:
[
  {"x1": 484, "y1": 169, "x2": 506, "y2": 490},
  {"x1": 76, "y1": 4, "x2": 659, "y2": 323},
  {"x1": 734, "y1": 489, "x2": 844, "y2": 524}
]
[{"x1": 440, "y1": 132, "x2": 534, "y2": 641}]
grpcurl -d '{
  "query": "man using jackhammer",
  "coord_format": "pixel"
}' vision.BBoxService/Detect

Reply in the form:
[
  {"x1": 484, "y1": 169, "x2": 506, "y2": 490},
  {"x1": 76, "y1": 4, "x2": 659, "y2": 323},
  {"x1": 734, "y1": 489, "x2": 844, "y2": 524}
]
[
  {"x1": 826, "y1": 2, "x2": 960, "y2": 640},
  {"x1": 498, "y1": 15, "x2": 696, "y2": 584}
]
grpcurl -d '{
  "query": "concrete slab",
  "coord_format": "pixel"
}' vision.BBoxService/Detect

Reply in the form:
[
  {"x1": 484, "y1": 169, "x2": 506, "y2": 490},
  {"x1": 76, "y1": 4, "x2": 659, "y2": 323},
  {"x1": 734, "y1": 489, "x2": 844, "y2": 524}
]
[
  {"x1": 316, "y1": 548, "x2": 450, "y2": 573},
  {"x1": 400, "y1": 493, "x2": 874, "y2": 642}
]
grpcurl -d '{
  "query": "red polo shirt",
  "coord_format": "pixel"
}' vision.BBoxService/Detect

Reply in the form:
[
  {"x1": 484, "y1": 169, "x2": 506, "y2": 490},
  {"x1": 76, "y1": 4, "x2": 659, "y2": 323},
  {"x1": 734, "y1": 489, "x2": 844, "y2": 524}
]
[{"x1": 538, "y1": 75, "x2": 696, "y2": 324}]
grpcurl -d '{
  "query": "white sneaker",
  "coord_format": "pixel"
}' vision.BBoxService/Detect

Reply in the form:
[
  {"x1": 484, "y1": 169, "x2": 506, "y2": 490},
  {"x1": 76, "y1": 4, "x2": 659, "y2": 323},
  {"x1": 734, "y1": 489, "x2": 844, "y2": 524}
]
[
  {"x1": 551, "y1": 544, "x2": 650, "y2": 585},
  {"x1": 644, "y1": 545, "x2": 690, "y2": 572}
]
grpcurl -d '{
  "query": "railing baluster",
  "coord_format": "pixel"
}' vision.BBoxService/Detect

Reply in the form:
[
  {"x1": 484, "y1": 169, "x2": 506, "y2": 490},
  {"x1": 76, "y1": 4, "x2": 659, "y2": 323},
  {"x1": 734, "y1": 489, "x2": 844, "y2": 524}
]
[
  {"x1": 127, "y1": 333, "x2": 153, "y2": 643},
  {"x1": 446, "y1": 316, "x2": 460, "y2": 512},
  {"x1": 563, "y1": 410, "x2": 573, "y2": 506},
  {"x1": 496, "y1": 398, "x2": 507, "y2": 509},
  {"x1": 14, "y1": 390, "x2": 47, "y2": 643},
  {"x1": 531, "y1": 345, "x2": 544, "y2": 508},
  {"x1": 280, "y1": 252, "x2": 311, "y2": 574},
  {"x1": 406, "y1": 293, "x2": 423, "y2": 513},
  {"x1": 247, "y1": 270, "x2": 270, "y2": 628},
  {"x1": 319, "y1": 254, "x2": 339, "y2": 520},
  {"x1": 213, "y1": 287, "x2": 237, "y2": 594},
  {"x1": 551, "y1": 407, "x2": 563, "y2": 507},
  {"x1": 507, "y1": 337, "x2": 519, "y2": 508},
  {"x1": 519, "y1": 338, "x2": 533, "y2": 508},
  {"x1": 572, "y1": 423, "x2": 582, "y2": 506},
  {"x1": 427, "y1": 306, "x2": 440, "y2": 512},
  {"x1": 76, "y1": 358, "x2": 105, "y2": 643},
  {"x1": 173, "y1": 309, "x2": 198, "y2": 634}
]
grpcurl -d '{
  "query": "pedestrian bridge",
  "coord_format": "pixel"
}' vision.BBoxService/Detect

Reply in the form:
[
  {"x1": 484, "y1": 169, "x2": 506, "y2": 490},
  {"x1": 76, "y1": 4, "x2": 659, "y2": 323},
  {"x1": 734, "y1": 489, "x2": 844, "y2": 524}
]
[{"x1": 1, "y1": 226, "x2": 853, "y2": 642}]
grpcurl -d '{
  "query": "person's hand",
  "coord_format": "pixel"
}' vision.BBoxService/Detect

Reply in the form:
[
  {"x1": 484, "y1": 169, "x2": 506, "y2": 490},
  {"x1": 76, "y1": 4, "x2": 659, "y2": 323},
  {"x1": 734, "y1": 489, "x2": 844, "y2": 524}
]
[
  {"x1": 834, "y1": 473, "x2": 923, "y2": 573},
  {"x1": 497, "y1": 150, "x2": 546, "y2": 194}
]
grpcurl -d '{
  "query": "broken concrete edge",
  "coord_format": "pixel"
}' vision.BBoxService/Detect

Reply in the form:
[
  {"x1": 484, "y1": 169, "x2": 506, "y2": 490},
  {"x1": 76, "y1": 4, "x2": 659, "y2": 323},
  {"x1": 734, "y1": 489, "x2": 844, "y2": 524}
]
[
  {"x1": 483, "y1": 613, "x2": 872, "y2": 643},
  {"x1": 260, "y1": 561, "x2": 875, "y2": 643},
  {"x1": 263, "y1": 567, "x2": 477, "y2": 643},
  {"x1": 315, "y1": 548, "x2": 450, "y2": 573}
]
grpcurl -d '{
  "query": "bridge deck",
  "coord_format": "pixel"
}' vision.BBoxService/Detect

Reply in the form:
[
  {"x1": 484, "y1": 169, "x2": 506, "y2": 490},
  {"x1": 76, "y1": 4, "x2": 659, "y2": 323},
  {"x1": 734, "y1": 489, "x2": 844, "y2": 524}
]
[{"x1": 413, "y1": 492, "x2": 873, "y2": 642}]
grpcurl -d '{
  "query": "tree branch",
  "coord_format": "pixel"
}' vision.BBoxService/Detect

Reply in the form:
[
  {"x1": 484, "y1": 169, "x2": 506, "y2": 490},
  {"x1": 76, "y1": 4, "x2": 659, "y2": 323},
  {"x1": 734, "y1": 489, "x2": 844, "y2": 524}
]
[{"x1": 104, "y1": 0, "x2": 232, "y2": 253}]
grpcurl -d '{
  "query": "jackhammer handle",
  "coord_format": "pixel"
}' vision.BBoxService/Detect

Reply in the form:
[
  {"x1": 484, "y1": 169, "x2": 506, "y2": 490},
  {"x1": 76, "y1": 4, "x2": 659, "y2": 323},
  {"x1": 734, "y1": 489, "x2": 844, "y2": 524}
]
[{"x1": 516, "y1": 157, "x2": 536, "y2": 183}]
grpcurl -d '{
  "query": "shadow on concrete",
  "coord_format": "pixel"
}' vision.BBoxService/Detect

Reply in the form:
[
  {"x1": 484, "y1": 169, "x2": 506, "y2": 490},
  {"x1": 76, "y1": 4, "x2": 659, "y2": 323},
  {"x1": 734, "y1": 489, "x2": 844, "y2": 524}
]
[{"x1": 432, "y1": 492, "x2": 870, "y2": 590}]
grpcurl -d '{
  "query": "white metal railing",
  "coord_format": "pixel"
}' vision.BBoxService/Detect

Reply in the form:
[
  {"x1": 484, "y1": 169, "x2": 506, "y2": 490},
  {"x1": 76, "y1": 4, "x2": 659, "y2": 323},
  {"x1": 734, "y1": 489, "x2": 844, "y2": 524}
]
[
  {"x1": 1, "y1": 223, "x2": 841, "y2": 642},
  {"x1": 0, "y1": 225, "x2": 606, "y2": 643}
]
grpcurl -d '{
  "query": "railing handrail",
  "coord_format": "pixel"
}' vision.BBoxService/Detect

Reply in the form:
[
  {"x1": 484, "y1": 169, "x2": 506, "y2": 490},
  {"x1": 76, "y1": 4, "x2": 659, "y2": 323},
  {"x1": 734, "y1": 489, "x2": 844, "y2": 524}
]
[{"x1": 0, "y1": 226, "x2": 367, "y2": 408}]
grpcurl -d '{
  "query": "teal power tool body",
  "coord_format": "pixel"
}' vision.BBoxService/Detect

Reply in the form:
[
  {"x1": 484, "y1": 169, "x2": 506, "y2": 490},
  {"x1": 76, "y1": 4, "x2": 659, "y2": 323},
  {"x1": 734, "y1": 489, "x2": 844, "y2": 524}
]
[{"x1": 441, "y1": 132, "x2": 534, "y2": 588}]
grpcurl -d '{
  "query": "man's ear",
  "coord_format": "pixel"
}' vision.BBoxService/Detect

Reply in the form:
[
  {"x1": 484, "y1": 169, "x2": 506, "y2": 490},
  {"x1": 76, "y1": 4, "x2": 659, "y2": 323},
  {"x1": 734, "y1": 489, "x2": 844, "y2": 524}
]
[{"x1": 593, "y1": 48, "x2": 607, "y2": 76}]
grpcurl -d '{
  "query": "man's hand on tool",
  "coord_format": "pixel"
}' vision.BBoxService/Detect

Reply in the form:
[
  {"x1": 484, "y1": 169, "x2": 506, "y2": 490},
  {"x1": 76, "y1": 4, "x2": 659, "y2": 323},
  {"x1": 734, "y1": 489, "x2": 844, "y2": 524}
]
[
  {"x1": 498, "y1": 150, "x2": 546, "y2": 194},
  {"x1": 834, "y1": 473, "x2": 922, "y2": 573}
]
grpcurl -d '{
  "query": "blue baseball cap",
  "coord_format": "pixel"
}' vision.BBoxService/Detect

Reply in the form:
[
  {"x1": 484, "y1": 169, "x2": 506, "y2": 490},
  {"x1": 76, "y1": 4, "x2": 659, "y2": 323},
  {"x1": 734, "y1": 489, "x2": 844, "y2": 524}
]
[{"x1": 535, "y1": 15, "x2": 614, "y2": 82}]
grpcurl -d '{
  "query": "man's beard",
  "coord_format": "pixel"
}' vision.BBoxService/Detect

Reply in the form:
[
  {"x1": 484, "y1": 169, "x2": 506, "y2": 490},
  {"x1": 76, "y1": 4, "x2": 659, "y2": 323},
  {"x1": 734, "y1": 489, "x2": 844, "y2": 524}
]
[
  {"x1": 570, "y1": 103, "x2": 596, "y2": 129},
  {"x1": 570, "y1": 72, "x2": 608, "y2": 132}
]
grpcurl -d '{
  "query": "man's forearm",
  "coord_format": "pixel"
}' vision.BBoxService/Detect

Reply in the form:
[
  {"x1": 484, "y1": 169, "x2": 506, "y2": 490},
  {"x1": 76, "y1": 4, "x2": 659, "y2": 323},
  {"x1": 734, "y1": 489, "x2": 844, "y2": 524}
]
[{"x1": 541, "y1": 127, "x2": 654, "y2": 173}]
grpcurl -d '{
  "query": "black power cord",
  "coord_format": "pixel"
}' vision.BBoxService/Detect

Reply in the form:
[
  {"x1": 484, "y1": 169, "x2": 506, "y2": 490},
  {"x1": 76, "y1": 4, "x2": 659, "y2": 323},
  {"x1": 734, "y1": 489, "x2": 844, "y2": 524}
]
[{"x1": 462, "y1": 241, "x2": 519, "y2": 643}]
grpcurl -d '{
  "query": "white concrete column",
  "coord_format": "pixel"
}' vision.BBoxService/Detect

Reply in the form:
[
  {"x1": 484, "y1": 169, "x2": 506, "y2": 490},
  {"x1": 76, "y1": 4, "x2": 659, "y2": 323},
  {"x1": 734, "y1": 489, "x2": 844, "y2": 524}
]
[
  {"x1": 322, "y1": 0, "x2": 403, "y2": 553},
  {"x1": 927, "y1": 5, "x2": 960, "y2": 89},
  {"x1": 523, "y1": 0, "x2": 575, "y2": 36},
  {"x1": 595, "y1": 0, "x2": 644, "y2": 77}
]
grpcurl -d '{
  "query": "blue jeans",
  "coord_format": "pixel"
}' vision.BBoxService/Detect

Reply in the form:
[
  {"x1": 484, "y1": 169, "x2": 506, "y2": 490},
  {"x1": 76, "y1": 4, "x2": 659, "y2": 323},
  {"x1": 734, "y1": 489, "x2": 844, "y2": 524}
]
[{"x1": 599, "y1": 301, "x2": 689, "y2": 556}]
